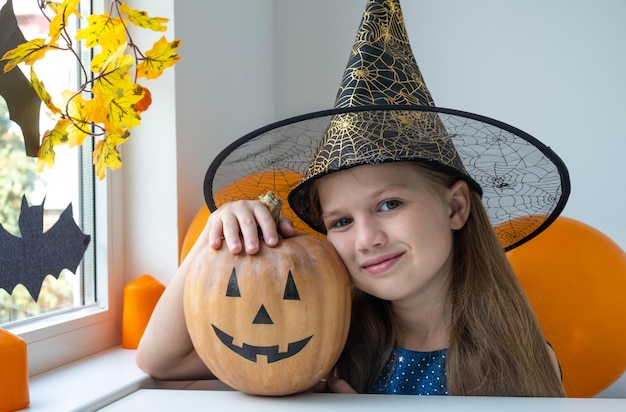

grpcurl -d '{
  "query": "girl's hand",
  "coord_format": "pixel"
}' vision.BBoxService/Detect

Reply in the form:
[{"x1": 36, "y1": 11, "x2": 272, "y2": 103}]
[
  {"x1": 207, "y1": 199, "x2": 296, "y2": 254},
  {"x1": 313, "y1": 376, "x2": 356, "y2": 393},
  {"x1": 313, "y1": 377, "x2": 357, "y2": 394}
]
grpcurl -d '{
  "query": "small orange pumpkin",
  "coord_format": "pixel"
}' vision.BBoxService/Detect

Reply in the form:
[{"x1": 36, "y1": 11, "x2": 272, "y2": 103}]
[{"x1": 184, "y1": 193, "x2": 351, "y2": 396}]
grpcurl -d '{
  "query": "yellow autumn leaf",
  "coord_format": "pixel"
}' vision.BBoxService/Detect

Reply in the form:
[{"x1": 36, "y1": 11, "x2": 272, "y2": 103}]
[
  {"x1": 106, "y1": 129, "x2": 131, "y2": 146},
  {"x1": 64, "y1": 92, "x2": 98, "y2": 146},
  {"x1": 136, "y1": 36, "x2": 181, "y2": 80},
  {"x1": 99, "y1": 84, "x2": 144, "y2": 134},
  {"x1": 89, "y1": 43, "x2": 118, "y2": 74},
  {"x1": 30, "y1": 66, "x2": 63, "y2": 115},
  {"x1": 48, "y1": 0, "x2": 81, "y2": 44},
  {"x1": 92, "y1": 57, "x2": 138, "y2": 126},
  {"x1": 91, "y1": 44, "x2": 143, "y2": 134},
  {"x1": 76, "y1": 14, "x2": 126, "y2": 49},
  {"x1": 45, "y1": 1, "x2": 82, "y2": 19},
  {"x1": 36, "y1": 118, "x2": 72, "y2": 172},
  {"x1": 92, "y1": 78, "x2": 129, "y2": 109},
  {"x1": 1, "y1": 39, "x2": 51, "y2": 72},
  {"x1": 97, "y1": 43, "x2": 134, "y2": 84},
  {"x1": 93, "y1": 132, "x2": 129, "y2": 179},
  {"x1": 119, "y1": 3, "x2": 168, "y2": 32}
]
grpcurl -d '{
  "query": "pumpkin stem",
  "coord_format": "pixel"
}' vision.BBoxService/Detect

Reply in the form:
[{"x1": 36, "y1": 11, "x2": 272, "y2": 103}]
[{"x1": 258, "y1": 191, "x2": 282, "y2": 229}]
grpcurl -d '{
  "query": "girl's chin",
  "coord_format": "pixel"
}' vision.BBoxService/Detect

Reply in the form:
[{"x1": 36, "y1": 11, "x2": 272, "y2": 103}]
[{"x1": 354, "y1": 281, "x2": 406, "y2": 302}]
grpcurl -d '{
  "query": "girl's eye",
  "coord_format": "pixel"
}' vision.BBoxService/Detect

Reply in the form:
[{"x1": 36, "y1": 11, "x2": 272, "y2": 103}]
[
  {"x1": 380, "y1": 199, "x2": 401, "y2": 211},
  {"x1": 331, "y1": 217, "x2": 353, "y2": 228}
]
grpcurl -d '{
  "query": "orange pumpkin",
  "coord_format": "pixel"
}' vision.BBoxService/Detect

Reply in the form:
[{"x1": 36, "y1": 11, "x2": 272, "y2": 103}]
[{"x1": 184, "y1": 193, "x2": 351, "y2": 396}]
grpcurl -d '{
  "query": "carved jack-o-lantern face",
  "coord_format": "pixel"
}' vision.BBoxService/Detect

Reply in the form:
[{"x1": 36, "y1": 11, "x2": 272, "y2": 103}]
[
  {"x1": 212, "y1": 268, "x2": 313, "y2": 363},
  {"x1": 184, "y1": 235, "x2": 351, "y2": 396}
]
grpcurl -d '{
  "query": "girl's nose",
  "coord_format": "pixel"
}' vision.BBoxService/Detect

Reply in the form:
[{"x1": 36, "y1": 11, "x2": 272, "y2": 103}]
[{"x1": 354, "y1": 218, "x2": 387, "y2": 251}]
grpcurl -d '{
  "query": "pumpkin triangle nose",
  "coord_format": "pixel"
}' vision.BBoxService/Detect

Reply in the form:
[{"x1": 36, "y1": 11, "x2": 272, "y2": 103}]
[{"x1": 252, "y1": 304, "x2": 273, "y2": 324}]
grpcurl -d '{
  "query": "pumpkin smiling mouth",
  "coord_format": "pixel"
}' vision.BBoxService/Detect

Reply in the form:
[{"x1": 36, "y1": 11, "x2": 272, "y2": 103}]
[{"x1": 212, "y1": 325, "x2": 313, "y2": 363}]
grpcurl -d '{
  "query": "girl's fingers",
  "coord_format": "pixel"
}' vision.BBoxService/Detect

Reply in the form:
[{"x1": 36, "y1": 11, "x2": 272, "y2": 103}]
[
  {"x1": 326, "y1": 377, "x2": 357, "y2": 394},
  {"x1": 253, "y1": 201, "x2": 280, "y2": 246},
  {"x1": 237, "y1": 209, "x2": 262, "y2": 254},
  {"x1": 278, "y1": 215, "x2": 297, "y2": 238},
  {"x1": 206, "y1": 199, "x2": 284, "y2": 255},
  {"x1": 205, "y1": 199, "x2": 300, "y2": 255}
]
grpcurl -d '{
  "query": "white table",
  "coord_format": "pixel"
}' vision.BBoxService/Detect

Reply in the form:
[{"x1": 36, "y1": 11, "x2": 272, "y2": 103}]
[{"x1": 100, "y1": 389, "x2": 626, "y2": 411}]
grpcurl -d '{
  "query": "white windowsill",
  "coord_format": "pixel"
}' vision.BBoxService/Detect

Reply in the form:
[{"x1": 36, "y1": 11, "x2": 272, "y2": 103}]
[
  {"x1": 23, "y1": 346, "x2": 231, "y2": 412},
  {"x1": 24, "y1": 347, "x2": 149, "y2": 411}
]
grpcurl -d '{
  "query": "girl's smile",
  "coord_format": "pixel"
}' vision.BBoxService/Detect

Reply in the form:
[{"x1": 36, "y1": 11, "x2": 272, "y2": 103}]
[{"x1": 360, "y1": 251, "x2": 406, "y2": 275}]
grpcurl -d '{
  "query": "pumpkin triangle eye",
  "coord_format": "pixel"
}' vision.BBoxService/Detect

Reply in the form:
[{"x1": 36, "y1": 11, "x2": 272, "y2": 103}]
[
  {"x1": 226, "y1": 268, "x2": 241, "y2": 297},
  {"x1": 283, "y1": 271, "x2": 300, "y2": 300}
]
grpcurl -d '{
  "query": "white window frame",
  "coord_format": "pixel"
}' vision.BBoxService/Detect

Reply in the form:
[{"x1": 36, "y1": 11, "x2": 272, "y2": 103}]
[{"x1": 2, "y1": 0, "x2": 126, "y2": 376}]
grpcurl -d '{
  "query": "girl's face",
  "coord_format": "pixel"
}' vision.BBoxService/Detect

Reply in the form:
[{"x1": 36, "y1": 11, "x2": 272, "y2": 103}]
[{"x1": 317, "y1": 162, "x2": 469, "y2": 306}]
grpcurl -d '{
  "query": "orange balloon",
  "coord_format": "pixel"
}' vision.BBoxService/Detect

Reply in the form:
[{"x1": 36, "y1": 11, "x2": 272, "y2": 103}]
[
  {"x1": 180, "y1": 204, "x2": 211, "y2": 263},
  {"x1": 506, "y1": 216, "x2": 626, "y2": 397},
  {"x1": 180, "y1": 170, "x2": 321, "y2": 263}
]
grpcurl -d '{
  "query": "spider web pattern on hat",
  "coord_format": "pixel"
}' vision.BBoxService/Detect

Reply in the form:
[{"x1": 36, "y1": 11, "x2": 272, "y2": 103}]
[
  {"x1": 204, "y1": 0, "x2": 569, "y2": 251},
  {"x1": 206, "y1": 107, "x2": 567, "y2": 250}
]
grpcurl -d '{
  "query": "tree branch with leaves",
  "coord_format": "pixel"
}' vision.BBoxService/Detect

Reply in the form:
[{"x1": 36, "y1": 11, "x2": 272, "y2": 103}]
[{"x1": 1, "y1": 0, "x2": 181, "y2": 179}]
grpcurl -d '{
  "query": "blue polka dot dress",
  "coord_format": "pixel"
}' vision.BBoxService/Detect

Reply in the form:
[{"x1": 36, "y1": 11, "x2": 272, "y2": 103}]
[{"x1": 368, "y1": 346, "x2": 448, "y2": 395}]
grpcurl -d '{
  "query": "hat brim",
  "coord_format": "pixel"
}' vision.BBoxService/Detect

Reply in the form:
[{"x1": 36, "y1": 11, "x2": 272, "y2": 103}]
[{"x1": 204, "y1": 104, "x2": 570, "y2": 251}]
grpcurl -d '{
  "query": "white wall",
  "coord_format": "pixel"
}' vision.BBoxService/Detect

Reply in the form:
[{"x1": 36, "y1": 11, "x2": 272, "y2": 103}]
[
  {"x1": 173, "y1": 0, "x2": 275, "y2": 254},
  {"x1": 121, "y1": 0, "x2": 626, "y2": 396},
  {"x1": 120, "y1": 0, "x2": 178, "y2": 284}
]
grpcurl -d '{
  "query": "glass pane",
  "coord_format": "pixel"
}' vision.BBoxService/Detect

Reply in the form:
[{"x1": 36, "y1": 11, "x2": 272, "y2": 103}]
[{"x1": 0, "y1": 1, "x2": 95, "y2": 325}]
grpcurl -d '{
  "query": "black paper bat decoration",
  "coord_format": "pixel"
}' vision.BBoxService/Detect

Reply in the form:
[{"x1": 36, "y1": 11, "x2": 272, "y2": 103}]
[
  {"x1": 0, "y1": 195, "x2": 91, "y2": 301},
  {"x1": 0, "y1": 0, "x2": 42, "y2": 157}
]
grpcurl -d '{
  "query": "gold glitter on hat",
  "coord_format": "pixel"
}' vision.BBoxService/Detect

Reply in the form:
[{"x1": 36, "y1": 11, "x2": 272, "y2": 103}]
[
  {"x1": 290, "y1": 0, "x2": 480, "y2": 232},
  {"x1": 204, "y1": 0, "x2": 570, "y2": 250}
]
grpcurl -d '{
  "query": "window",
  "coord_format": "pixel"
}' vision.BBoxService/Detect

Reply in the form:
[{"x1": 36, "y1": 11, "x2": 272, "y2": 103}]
[
  {"x1": 1, "y1": 0, "x2": 120, "y2": 375},
  {"x1": 0, "y1": 0, "x2": 95, "y2": 325}
]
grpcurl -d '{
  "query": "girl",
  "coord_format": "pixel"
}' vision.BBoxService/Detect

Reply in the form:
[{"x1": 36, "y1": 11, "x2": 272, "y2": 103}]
[
  {"x1": 136, "y1": 0, "x2": 569, "y2": 397},
  {"x1": 200, "y1": 161, "x2": 565, "y2": 396},
  {"x1": 136, "y1": 159, "x2": 565, "y2": 396}
]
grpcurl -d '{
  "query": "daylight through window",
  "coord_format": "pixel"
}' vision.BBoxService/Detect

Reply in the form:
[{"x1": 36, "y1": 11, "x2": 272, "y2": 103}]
[{"x1": 0, "y1": 0, "x2": 95, "y2": 326}]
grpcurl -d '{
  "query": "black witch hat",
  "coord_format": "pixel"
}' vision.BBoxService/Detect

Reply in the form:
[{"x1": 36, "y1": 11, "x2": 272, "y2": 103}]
[{"x1": 204, "y1": 0, "x2": 570, "y2": 251}]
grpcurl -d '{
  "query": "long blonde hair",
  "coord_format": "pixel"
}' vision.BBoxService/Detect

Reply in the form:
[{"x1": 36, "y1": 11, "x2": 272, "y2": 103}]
[{"x1": 324, "y1": 163, "x2": 566, "y2": 396}]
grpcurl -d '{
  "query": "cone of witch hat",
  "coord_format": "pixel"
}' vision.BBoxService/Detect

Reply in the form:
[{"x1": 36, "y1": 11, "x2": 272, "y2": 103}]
[
  {"x1": 287, "y1": 0, "x2": 481, "y2": 233},
  {"x1": 204, "y1": 0, "x2": 570, "y2": 251}
]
